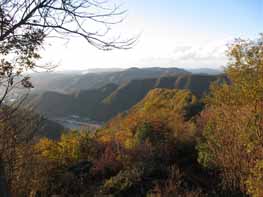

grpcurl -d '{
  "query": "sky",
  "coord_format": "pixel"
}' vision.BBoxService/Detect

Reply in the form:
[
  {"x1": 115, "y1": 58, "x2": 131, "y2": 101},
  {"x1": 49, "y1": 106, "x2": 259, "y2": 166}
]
[{"x1": 41, "y1": 0, "x2": 263, "y2": 71}]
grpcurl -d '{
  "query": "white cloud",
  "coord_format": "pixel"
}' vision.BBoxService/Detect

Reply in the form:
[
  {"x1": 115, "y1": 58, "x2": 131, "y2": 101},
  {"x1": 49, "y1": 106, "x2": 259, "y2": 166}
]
[{"x1": 134, "y1": 40, "x2": 229, "y2": 69}]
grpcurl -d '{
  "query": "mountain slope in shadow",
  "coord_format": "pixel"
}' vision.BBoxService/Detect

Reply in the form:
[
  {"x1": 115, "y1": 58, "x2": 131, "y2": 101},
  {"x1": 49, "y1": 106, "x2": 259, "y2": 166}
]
[{"x1": 30, "y1": 74, "x2": 226, "y2": 122}]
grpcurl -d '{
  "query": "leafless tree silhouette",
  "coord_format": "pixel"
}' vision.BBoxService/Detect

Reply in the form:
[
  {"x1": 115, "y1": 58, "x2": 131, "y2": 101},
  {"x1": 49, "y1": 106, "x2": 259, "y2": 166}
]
[
  {"x1": 0, "y1": 0, "x2": 135, "y2": 106},
  {"x1": 0, "y1": 1, "x2": 135, "y2": 196}
]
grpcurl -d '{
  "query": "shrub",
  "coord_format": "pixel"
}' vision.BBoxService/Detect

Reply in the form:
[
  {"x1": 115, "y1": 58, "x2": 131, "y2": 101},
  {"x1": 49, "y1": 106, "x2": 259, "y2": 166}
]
[
  {"x1": 102, "y1": 167, "x2": 144, "y2": 196},
  {"x1": 147, "y1": 166, "x2": 204, "y2": 197},
  {"x1": 197, "y1": 35, "x2": 263, "y2": 194},
  {"x1": 91, "y1": 141, "x2": 123, "y2": 179}
]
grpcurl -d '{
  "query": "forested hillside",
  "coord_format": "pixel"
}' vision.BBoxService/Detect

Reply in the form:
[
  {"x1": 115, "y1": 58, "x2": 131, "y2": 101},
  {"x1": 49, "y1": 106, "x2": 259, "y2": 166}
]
[
  {"x1": 4, "y1": 35, "x2": 261, "y2": 197},
  {"x1": 29, "y1": 67, "x2": 188, "y2": 93},
  {"x1": 30, "y1": 74, "x2": 225, "y2": 121}
]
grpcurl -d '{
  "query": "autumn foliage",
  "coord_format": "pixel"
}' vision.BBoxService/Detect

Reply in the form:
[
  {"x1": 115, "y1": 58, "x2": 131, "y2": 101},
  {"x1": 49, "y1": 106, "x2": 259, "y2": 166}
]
[{"x1": 1, "y1": 35, "x2": 263, "y2": 197}]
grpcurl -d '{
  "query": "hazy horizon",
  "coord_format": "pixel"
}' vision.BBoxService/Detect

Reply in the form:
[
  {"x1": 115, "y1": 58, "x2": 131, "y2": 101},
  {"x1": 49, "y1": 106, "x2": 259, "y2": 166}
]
[{"x1": 28, "y1": 66, "x2": 225, "y2": 74}]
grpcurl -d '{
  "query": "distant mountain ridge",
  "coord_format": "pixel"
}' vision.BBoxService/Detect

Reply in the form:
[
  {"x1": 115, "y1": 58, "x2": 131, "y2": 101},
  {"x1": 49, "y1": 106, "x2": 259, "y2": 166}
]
[
  {"x1": 30, "y1": 67, "x2": 188, "y2": 93},
  {"x1": 187, "y1": 68, "x2": 223, "y2": 75},
  {"x1": 29, "y1": 74, "x2": 226, "y2": 122}
]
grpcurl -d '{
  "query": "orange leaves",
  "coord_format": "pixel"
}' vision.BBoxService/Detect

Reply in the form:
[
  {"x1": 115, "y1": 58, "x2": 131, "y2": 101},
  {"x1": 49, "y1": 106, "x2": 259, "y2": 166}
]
[
  {"x1": 103, "y1": 89, "x2": 198, "y2": 148},
  {"x1": 91, "y1": 141, "x2": 123, "y2": 179}
]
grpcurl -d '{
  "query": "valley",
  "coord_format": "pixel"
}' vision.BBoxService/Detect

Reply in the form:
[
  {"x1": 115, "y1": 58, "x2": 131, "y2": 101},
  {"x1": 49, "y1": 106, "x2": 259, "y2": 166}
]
[
  {"x1": 52, "y1": 115, "x2": 101, "y2": 130},
  {"x1": 26, "y1": 67, "x2": 226, "y2": 126}
]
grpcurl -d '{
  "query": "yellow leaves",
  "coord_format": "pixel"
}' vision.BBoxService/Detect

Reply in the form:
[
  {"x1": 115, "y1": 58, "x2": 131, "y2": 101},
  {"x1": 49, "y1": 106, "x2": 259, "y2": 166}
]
[
  {"x1": 124, "y1": 138, "x2": 136, "y2": 150},
  {"x1": 35, "y1": 132, "x2": 91, "y2": 164},
  {"x1": 35, "y1": 138, "x2": 57, "y2": 159},
  {"x1": 246, "y1": 160, "x2": 263, "y2": 197},
  {"x1": 224, "y1": 37, "x2": 263, "y2": 106},
  {"x1": 139, "y1": 89, "x2": 196, "y2": 114},
  {"x1": 97, "y1": 129, "x2": 115, "y2": 143},
  {"x1": 199, "y1": 35, "x2": 263, "y2": 194},
  {"x1": 115, "y1": 130, "x2": 134, "y2": 149},
  {"x1": 101, "y1": 89, "x2": 199, "y2": 148},
  {"x1": 58, "y1": 133, "x2": 82, "y2": 161},
  {"x1": 97, "y1": 128, "x2": 135, "y2": 149}
]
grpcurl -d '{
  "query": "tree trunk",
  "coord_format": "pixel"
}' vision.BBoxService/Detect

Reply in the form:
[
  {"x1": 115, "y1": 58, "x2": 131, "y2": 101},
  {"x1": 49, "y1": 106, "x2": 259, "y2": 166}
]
[{"x1": 0, "y1": 160, "x2": 10, "y2": 197}]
